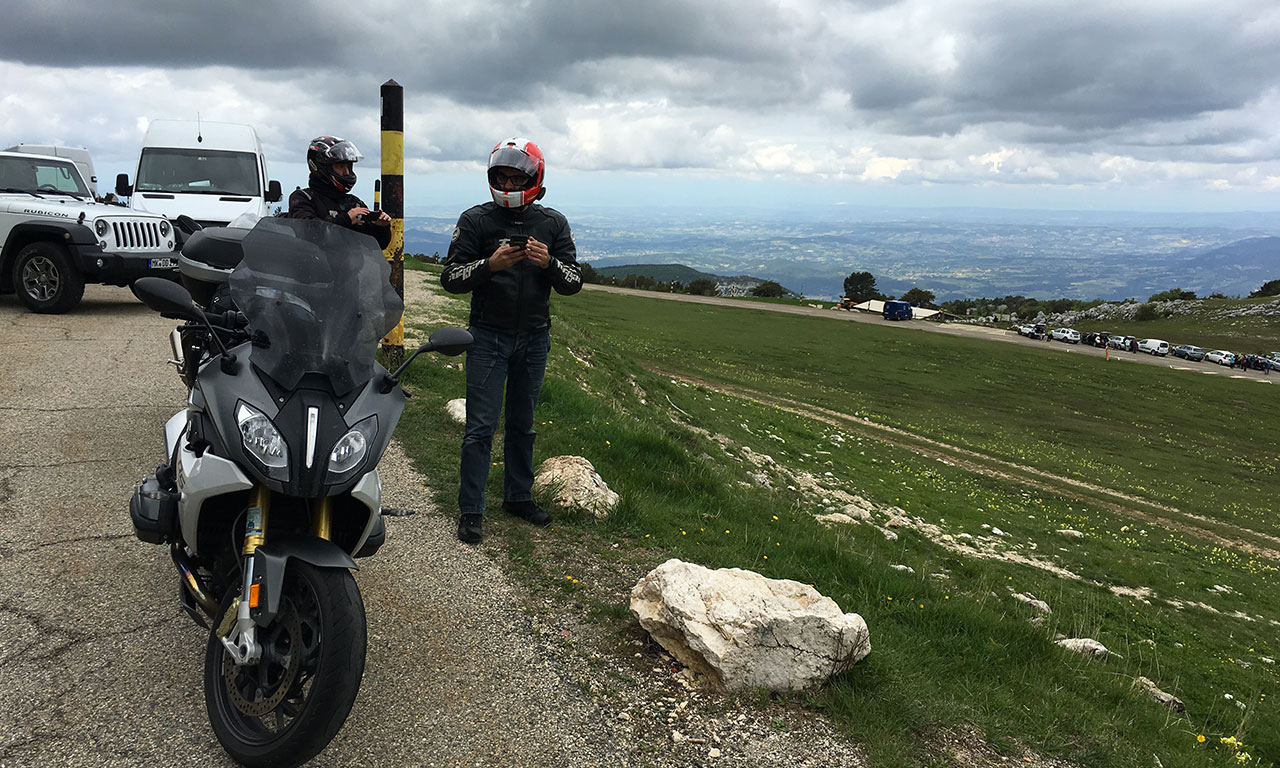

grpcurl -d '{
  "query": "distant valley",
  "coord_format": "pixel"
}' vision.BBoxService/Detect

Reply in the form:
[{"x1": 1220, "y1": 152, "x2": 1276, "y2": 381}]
[{"x1": 403, "y1": 207, "x2": 1280, "y2": 301}]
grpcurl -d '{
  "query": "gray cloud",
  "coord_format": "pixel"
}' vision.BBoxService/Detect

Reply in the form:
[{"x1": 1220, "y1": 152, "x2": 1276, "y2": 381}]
[{"x1": 3, "y1": 0, "x2": 1279, "y2": 206}]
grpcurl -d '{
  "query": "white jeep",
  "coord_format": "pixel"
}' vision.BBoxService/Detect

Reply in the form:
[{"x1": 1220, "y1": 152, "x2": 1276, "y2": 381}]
[{"x1": 1, "y1": 149, "x2": 180, "y2": 313}]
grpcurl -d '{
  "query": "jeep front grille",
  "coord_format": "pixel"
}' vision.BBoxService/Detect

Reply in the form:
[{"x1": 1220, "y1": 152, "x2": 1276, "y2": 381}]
[{"x1": 111, "y1": 220, "x2": 165, "y2": 250}]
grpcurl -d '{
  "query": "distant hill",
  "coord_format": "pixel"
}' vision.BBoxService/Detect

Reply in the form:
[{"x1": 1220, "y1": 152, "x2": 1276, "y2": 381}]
[
  {"x1": 596, "y1": 264, "x2": 718, "y2": 283},
  {"x1": 1191, "y1": 236, "x2": 1280, "y2": 270},
  {"x1": 594, "y1": 263, "x2": 768, "y2": 286}
]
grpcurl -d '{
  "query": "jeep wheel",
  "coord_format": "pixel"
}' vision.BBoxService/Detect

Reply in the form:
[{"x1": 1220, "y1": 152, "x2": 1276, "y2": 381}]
[{"x1": 13, "y1": 242, "x2": 85, "y2": 314}]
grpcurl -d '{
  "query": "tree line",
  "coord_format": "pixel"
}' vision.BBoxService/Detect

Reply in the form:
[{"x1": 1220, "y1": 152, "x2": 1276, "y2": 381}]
[{"x1": 577, "y1": 263, "x2": 791, "y2": 298}]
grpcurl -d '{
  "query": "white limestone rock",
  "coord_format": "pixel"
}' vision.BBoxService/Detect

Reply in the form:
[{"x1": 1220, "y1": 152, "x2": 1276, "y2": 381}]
[
  {"x1": 839, "y1": 502, "x2": 873, "y2": 521},
  {"x1": 1056, "y1": 637, "x2": 1119, "y2": 659},
  {"x1": 629, "y1": 559, "x2": 871, "y2": 692},
  {"x1": 1135, "y1": 676, "x2": 1185, "y2": 713},
  {"x1": 1011, "y1": 592, "x2": 1051, "y2": 614},
  {"x1": 444, "y1": 398, "x2": 467, "y2": 424},
  {"x1": 533, "y1": 455, "x2": 619, "y2": 518},
  {"x1": 815, "y1": 512, "x2": 858, "y2": 527}
]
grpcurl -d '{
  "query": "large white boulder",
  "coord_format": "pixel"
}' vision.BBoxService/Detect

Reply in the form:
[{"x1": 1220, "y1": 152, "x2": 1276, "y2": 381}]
[
  {"x1": 444, "y1": 398, "x2": 467, "y2": 424},
  {"x1": 532, "y1": 455, "x2": 619, "y2": 518},
  {"x1": 629, "y1": 559, "x2": 870, "y2": 692}
]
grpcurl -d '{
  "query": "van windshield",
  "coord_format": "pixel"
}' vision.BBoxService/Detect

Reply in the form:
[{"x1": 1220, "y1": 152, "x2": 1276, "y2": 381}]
[{"x1": 136, "y1": 148, "x2": 260, "y2": 196}]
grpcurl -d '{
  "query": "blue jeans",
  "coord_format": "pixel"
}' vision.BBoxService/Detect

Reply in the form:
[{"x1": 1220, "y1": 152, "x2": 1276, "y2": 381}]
[{"x1": 457, "y1": 326, "x2": 550, "y2": 516}]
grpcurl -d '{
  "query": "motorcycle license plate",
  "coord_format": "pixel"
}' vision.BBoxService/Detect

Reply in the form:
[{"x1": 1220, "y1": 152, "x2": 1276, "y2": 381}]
[{"x1": 149, "y1": 257, "x2": 178, "y2": 270}]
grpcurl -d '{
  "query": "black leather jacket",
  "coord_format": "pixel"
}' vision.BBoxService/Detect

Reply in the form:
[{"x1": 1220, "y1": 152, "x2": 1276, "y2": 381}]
[
  {"x1": 441, "y1": 202, "x2": 582, "y2": 333},
  {"x1": 286, "y1": 173, "x2": 391, "y2": 250}
]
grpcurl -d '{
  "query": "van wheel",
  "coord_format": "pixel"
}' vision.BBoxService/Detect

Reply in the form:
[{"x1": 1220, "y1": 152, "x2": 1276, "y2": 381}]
[{"x1": 13, "y1": 242, "x2": 85, "y2": 314}]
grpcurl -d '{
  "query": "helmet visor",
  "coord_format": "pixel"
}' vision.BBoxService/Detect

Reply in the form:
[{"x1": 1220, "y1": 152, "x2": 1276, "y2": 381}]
[
  {"x1": 488, "y1": 146, "x2": 538, "y2": 179},
  {"x1": 322, "y1": 139, "x2": 364, "y2": 163}
]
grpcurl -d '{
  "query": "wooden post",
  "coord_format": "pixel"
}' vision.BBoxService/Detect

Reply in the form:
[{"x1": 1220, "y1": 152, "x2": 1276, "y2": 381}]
[{"x1": 379, "y1": 79, "x2": 405, "y2": 368}]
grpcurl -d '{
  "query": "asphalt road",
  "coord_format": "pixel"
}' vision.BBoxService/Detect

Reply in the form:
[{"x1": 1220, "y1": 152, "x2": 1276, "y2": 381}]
[
  {"x1": 584, "y1": 284, "x2": 1274, "y2": 383},
  {"x1": 0, "y1": 286, "x2": 629, "y2": 767}
]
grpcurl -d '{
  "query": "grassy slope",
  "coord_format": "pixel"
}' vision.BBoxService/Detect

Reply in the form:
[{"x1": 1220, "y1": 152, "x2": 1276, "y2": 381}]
[{"x1": 398, "y1": 264, "x2": 1279, "y2": 768}]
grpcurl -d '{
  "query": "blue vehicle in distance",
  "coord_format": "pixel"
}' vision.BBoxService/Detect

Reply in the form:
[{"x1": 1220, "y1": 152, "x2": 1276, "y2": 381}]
[{"x1": 882, "y1": 300, "x2": 913, "y2": 320}]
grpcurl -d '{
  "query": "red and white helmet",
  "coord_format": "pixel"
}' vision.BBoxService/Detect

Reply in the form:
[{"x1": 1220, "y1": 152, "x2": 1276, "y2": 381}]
[{"x1": 487, "y1": 137, "x2": 545, "y2": 208}]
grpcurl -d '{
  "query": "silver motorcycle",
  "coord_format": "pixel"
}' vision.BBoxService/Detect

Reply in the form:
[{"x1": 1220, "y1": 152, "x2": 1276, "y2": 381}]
[{"x1": 130, "y1": 217, "x2": 469, "y2": 767}]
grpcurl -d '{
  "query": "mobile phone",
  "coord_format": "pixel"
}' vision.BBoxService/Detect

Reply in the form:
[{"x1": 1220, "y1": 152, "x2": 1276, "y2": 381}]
[{"x1": 506, "y1": 234, "x2": 529, "y2": 248}]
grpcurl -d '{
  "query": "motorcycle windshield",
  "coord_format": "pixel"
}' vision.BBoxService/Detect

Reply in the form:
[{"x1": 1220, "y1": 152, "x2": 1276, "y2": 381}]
[{"x1": 229, "y1": 218, "x2": 403, "y2": 395}]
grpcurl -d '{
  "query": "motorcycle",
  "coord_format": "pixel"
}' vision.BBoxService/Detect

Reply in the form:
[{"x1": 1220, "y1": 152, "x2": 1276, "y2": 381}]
[{"x1": 129, "y1": 217, "x2": 470, "y2": 767}]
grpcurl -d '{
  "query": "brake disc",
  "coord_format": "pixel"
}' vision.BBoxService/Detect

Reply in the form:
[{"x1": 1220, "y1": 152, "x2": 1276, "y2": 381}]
[{"x1": 223, "y1": 604, "x2": 303, "y2": 718}]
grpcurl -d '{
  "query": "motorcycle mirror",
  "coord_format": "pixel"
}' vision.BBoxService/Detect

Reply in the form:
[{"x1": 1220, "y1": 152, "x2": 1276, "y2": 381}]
[
  {"x1": 425, "y1": 327, "x2": 473, "y2": 357},
  {"x1": 384, "y1": 328, "x2": 474, "y2": 391},
  {"x1": 132, "y1": 277, "x2": 205, "y2": 323}
]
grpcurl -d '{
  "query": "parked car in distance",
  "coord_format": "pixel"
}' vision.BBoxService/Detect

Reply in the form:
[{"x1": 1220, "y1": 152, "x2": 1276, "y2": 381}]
[
  {"x1": 1108, "y1": 335, "x2": 1134, "y2": 350},
  {"x1": 1051, "y1": 328, "x2": 1081, "y2": 343},
  {"x1": 1205, "y1": 350, "x2": 1236, "y2": 366},
  {"x1": 1172, "y1": 345, "x2": 1205, "y2": 361},
  {"x1": 1137, "y1": 338, "x2": 1170, "y2": 356}
]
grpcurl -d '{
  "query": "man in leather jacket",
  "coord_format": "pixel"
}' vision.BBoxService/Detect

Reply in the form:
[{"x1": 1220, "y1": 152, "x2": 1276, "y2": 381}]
[
  {"x1": 287, "y1": 136, "x2": 391, "y2": 249},
  {"x1": 441, "y1": 137, "x2": 582, "y2": 544}
]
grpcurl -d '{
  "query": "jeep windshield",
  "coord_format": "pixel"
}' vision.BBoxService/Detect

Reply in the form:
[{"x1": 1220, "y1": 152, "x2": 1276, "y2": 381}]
[
  {"x1": 136, "y1": 148, "x2": 260, "y2": 196},
  {"x1": 0, "y1": 155, "x2": 90, "y2": 197}
]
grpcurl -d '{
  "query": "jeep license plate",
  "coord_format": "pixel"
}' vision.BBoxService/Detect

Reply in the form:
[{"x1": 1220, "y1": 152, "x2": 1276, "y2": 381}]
[{"x1": 149, "y1": 257, "x2": 178, "y2": 270}]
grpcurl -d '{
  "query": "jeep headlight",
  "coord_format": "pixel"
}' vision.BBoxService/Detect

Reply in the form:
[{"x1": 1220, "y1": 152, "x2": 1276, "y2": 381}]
[
  {"x1": 159, "y1": 220, "x2": 170, "y2": 236},
  {"x1": 94, "y1": 219, "x2": 109, "y2": 236},
  {"x1": 326, "y1": 416, "x2": 377, "y2": 480},
  {"x1": 236, "y1": 402, "x2": 288, "y2": 469}
]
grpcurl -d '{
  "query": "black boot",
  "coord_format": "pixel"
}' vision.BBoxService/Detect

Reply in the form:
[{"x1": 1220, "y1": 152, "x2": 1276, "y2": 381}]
[
  {"x1": 503, "y1": 500, "x2": 552, "y2": 526},
  {"x1": 457, "y1": 513, "x2": 483, "y2": 544}
]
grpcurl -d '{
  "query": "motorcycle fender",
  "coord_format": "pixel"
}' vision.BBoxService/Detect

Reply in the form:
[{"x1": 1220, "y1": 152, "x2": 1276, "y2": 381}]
[
  {"x1": 348, "y1": 470, "x2": 381, "y2": 556},
  {"x1": 251, "y1": 537, "x2": 359, "y2": 626}
]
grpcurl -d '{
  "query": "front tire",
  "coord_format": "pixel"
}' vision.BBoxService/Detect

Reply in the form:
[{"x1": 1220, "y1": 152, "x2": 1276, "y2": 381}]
[
  {"x1": 13, "y1": 242, "x2": 85, "y2": 314},
  {"x1": 205, "y1": 563, "x2": 366, "y2": 768}
]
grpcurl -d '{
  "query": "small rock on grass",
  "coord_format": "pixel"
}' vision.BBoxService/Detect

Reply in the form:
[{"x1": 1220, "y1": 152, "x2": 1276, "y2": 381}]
[
  {"x1": 1056, "y1": 637, "x2": 1120, "y2": 659},
  {"x1": 1135, "y1": 677, "x2": 1186, "y2": 713}
]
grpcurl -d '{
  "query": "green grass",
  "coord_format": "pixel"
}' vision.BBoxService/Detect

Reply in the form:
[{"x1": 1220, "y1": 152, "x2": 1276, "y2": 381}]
[{"x1": 395, "y1": 269, "x2": 1279, "y2": 768}]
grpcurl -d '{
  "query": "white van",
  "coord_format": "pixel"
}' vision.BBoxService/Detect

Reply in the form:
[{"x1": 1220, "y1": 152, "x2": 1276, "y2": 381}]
[
  {"x1": 116, "y1": 120, "x2": 282, "y2": 228},
  {"x1": 1137, "y1": 338, "x2": 1170, "y2": 356},
  {"x1": 5, "y1": 144, "x2": 98, "y2": 197}
]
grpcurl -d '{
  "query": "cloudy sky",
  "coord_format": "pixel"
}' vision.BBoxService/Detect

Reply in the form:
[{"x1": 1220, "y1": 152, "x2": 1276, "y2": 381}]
[{"x1": 3, "y1": 0, "x2": 1278, "y2": 214}]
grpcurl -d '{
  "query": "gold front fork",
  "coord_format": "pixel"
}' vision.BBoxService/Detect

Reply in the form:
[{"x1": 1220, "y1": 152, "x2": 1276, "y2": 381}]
[
  {"x1": 312, "y1": 496, "x2": 333, "y2": 541},
  {"x1": 242, "y1": 485, "x2": 271, "y2": 555}
]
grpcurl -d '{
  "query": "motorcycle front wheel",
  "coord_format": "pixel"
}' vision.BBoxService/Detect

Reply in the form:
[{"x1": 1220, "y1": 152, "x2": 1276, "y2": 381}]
[{"x1": 204, "y1": 562, "x2": 367, "y2": 768}]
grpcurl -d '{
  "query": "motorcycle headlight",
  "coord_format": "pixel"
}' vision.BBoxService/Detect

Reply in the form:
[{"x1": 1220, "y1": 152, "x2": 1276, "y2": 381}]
[
  {"x1": 326, "y1": 416, "x2": 377, "y2": 479},
  {"x1": 236, "y1": 402, "x2": 288, "y2": 469},
  {"x1": 94, "y1": 219, "x2": 109, "y2": 237}
]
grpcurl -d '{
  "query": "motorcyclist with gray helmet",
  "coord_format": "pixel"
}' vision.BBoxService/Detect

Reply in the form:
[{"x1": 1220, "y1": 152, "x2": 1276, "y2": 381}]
[{"x1": 287, "y1": 135, "x2": 391, "y2": 249}]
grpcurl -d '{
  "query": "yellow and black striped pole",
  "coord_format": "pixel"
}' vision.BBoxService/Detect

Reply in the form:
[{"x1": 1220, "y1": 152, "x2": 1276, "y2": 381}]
[{"x1": 379, "y1": 78, "x2": 405, "y2": 368}]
